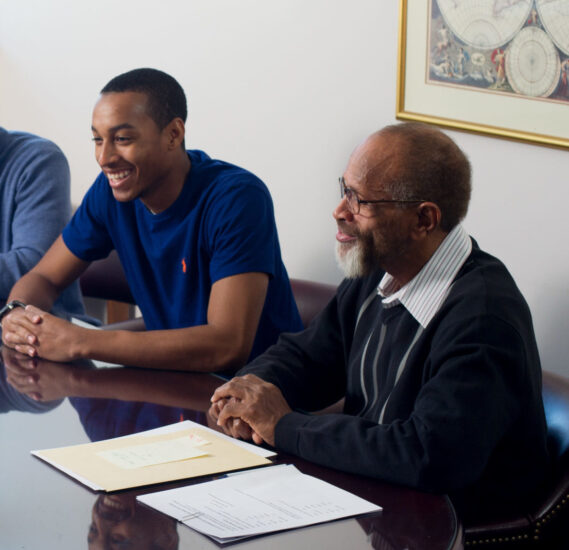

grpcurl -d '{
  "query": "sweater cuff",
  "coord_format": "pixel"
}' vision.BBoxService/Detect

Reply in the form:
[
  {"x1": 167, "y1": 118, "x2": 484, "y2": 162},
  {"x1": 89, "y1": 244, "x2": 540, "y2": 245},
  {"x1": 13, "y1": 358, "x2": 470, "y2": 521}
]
[{"x1": 274, "y1": 411, "x2": 311, "y2": 455}]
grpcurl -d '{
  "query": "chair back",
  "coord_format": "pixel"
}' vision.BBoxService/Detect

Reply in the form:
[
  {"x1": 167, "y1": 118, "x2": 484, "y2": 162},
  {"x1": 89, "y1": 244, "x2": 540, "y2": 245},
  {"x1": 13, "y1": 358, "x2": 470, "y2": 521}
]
[
  {"x1": 79, "y1": 251, "x2": 134, "y2": 304},
  {"x1": 543, "y1": 370, "x2": 569, "y2": 461},
  {"x1": 290, "y1": 278, "x2": 336, "y2": 327},
  {"x1": 464, "y1": 369, "x2": 569, "y2": 548}
]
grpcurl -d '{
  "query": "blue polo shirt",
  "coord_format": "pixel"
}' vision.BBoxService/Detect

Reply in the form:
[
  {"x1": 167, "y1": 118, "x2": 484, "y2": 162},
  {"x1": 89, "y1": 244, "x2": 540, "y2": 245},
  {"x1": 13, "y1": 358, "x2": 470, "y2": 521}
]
[{"x1": 63, "y1": 150, "x2": 302, "y2": 360}]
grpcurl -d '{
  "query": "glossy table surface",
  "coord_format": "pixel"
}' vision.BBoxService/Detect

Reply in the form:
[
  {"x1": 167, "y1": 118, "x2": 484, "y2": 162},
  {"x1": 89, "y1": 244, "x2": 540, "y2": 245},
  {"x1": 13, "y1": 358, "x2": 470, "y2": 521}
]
[{"x1": 1, "y1": 348, "x2": 463, "y2": 550}]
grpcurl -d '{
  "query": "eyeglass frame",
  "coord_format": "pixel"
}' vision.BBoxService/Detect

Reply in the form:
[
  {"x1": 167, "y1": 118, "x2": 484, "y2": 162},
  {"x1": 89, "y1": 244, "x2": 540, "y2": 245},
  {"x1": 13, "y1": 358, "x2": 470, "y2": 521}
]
[{"x1": 338, "y1": 177, "x2": 427, "y2": 215}]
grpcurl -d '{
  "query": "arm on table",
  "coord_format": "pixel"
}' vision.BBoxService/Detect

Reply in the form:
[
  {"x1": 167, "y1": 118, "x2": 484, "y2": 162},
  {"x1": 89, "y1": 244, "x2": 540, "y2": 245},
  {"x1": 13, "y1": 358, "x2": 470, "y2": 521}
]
[
  {"x1": 76, "y1": 270, "x2": 269, "y2": 372},
  {"x1": 2, "y1": 236, "x2": 89, "y2": 348},
  {"x1": 210, "y1": 290, "x2": 348, "y2": 444},
  {"x1": 4, "y1": 244, "x2": 269, "y2": 373},
  {"x1": 215, "y1": 314, "x2": 531, "y2": 494}
]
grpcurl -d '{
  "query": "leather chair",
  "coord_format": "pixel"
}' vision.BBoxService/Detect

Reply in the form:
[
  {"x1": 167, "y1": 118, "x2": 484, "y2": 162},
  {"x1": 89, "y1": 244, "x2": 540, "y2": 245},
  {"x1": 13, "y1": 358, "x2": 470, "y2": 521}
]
[
  {"x1": 464, "y1": 370, "x2": 569, "y2": 549},
  {"x1": 290, "y1": 278, "x2": 336, "y2": 327},
  {"x1": 79, "y1": 250, "x2": 134, "y2": 304},
  {"x1": 79, "y1": 250, "x2": 136, "y2": 325}
]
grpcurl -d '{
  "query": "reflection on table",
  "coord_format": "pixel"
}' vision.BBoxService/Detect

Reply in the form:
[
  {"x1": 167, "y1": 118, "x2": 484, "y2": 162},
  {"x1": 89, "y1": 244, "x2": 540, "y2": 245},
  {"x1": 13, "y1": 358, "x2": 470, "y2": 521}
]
[
  {"x1": 89, "y1": 493, "x2": 179, "y2": 550},
  {"x1": 1, "y1": 347, "x2": 463, "y2": 549}
]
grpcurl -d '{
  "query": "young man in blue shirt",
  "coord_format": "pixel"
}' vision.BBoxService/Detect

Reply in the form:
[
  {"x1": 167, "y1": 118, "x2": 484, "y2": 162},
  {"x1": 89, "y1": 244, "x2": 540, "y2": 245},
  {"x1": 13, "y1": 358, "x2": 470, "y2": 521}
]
[{"x1": 1, "y1": 68, "x2": 301, "y2": 372}]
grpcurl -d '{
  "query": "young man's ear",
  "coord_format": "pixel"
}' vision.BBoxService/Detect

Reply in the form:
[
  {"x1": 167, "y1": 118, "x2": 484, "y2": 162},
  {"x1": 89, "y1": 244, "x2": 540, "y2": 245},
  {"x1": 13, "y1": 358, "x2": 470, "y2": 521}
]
[{"x1": 165, "y1": 118, "x2": 185, "y2": 150}]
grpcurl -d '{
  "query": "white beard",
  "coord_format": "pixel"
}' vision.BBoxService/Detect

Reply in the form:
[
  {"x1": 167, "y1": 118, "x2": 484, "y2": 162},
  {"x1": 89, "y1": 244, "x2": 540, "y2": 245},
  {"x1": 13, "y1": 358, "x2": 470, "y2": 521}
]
[{"x1": 335, "y1": 241, "x2": 365, "y2": 278}]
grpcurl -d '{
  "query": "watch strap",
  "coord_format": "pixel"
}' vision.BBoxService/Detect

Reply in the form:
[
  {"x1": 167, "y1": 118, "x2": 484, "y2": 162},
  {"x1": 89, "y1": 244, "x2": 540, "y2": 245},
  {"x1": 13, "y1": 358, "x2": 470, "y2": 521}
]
[{"x1": 0, "y1": 300, "x2": 27, "y2": 323}]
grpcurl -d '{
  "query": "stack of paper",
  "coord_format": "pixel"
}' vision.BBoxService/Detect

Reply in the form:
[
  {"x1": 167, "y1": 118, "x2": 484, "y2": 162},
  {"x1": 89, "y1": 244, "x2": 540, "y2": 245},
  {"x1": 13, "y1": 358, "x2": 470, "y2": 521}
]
[
  {"x1": 137, "y1": 464, "x2": 382, "y2": 543},
  {"x1": 32, "y1": 420, "x2": 274, "y2": 491}
]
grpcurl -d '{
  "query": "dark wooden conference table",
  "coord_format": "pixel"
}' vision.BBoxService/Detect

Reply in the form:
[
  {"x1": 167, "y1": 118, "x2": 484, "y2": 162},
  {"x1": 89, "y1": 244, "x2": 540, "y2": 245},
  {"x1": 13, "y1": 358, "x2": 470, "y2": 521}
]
[{"x1": 0, "y1": 347, "x2": 463, "y2": 550}]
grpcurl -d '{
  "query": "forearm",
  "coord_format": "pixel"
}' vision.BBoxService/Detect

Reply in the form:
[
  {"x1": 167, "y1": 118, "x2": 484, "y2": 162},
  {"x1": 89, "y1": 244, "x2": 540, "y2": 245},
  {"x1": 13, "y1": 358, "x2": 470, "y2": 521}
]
[
  {"x1": 274, "y1": 409, "x2": 483, "y2": 494},
  {"x1": 78, "y1": 323, "x2": 254, "y2": 372},
  {"x1": 7, "y1": 271, "x2": 61, "y2": 311},
  {"x1": 5, "y1": 269, "x2": 269, "y2": 372},
  {"x1": 274, "y1": 320, "x2": 527, "y2": 493}
]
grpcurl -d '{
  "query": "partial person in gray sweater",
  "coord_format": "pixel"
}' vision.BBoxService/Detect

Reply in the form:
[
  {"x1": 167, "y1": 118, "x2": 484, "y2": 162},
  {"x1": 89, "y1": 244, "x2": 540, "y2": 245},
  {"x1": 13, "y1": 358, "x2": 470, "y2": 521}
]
[
  {"x1": 0, "y1": 127, "x2": 86, "y2": 319},
  {"x1": 210, "y1": 122, "x2": 549, "y2": 524}
]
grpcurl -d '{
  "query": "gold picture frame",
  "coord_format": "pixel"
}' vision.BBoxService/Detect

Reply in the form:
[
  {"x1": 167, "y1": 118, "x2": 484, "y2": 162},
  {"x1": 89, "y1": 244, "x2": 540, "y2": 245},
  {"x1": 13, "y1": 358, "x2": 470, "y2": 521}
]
[{"x1": 396, "y1": 0, "x2": 569, "y2": 150}]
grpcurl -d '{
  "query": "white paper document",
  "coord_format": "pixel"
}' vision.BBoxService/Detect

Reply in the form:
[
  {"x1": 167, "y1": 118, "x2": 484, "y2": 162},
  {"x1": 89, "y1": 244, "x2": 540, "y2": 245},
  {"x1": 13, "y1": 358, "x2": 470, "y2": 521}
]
[{"x1": 137, "y1": 464, "x2": 381, "y2": 543}]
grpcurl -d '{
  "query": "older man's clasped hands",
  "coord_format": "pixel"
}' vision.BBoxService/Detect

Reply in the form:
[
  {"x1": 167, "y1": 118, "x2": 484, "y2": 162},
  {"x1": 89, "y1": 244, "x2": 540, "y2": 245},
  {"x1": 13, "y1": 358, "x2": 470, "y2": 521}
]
[{"x1": 210, "y1": 374, "x2": 292, "y2": 447}]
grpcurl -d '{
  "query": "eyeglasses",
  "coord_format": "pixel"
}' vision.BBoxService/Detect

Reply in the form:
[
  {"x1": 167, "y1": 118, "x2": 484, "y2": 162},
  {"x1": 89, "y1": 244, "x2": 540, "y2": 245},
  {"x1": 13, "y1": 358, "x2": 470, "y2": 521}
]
[{"x1": 339, "y1": 178, "x2": 426, "y2": 215}]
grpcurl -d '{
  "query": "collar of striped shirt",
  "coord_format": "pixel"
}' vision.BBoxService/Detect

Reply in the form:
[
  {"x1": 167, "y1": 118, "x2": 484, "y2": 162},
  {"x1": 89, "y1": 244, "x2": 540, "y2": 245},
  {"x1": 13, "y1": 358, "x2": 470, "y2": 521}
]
[{"x1": 377, "y1": 224, "x2": 472, "y2": 329}]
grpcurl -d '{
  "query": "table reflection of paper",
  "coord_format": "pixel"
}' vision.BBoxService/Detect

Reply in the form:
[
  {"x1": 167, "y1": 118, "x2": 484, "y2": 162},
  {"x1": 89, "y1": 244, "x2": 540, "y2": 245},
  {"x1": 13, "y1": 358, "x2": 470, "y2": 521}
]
[
  {"x1": 137, "y1": 464, "x2": 382, "y2": 543},
  {"x1": 97, "y1": 436, "x2": 210, "y2": 469}
]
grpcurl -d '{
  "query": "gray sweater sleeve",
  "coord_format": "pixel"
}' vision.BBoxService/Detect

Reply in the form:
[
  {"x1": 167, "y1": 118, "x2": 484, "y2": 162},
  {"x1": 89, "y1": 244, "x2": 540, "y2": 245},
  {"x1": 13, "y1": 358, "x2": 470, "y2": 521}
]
[{"x1": 0, "y1": 133, "x2": 72, "y2": 300}]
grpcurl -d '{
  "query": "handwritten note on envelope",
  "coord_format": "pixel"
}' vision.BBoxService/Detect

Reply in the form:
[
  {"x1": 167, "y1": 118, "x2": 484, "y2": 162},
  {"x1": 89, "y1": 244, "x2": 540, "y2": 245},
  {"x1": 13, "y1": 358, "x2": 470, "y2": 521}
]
[
  {"x1": 97, "y1": 436, "x2": 210, "y2": 469},
  {"x1": 32, "y1": 422, "x2": 272, "y2": 492}
]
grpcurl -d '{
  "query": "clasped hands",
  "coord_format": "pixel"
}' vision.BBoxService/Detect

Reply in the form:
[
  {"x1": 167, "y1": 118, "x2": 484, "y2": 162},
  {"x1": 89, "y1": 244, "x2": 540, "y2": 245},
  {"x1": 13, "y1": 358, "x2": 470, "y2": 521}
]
[
  {"x1": 1, "y1": 305, "x2": 81, "y2": 362},
  {"x1": 209, "y1": 374, "x2": 292, "y2": 448},
  {"x1": 3, "y1": 307, "x2": 291, "y2": 447}
]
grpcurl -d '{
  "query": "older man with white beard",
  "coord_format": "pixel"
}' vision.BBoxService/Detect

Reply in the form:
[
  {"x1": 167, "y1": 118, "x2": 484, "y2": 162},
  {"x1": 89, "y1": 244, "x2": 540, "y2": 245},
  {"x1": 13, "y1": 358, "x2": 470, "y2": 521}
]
[{"x1": 209, "y1": 122, "x2": 549, "y2": 525}]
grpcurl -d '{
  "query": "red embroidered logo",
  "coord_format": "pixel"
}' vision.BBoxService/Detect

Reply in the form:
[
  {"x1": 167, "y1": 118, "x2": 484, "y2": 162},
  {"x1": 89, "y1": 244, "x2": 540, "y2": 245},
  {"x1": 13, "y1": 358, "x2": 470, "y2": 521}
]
[{"x1": 181, "y1": 258, "x2": 187, "y2": 273}]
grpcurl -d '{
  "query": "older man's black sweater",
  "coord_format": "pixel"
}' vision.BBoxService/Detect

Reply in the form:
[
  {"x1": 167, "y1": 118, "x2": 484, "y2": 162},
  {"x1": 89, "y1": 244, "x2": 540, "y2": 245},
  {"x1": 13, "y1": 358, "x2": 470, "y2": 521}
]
[{"x1": 240, "y1": 241, "x2": 549, "y2": 523}]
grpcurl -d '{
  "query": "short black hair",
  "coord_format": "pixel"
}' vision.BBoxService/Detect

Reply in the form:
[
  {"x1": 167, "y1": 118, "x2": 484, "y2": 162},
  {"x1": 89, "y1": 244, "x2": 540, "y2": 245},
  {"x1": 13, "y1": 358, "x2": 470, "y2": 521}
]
[{"x1": 101, "y1": 68, "x2": 187, "y2": 129}]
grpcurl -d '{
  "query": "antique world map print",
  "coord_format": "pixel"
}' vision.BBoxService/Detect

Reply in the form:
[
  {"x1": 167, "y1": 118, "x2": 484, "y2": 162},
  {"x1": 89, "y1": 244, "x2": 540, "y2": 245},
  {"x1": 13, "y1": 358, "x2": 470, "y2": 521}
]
[{"x1": 428, "y1": 0, "x2": 569, "y2": 103}]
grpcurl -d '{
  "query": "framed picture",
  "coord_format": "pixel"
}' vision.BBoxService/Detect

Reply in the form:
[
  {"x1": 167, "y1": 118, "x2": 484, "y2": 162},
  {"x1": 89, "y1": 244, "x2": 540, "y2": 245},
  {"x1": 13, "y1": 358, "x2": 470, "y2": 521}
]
[{"x1": 396, "y1": 0, "x2": 569, "y2": 150}]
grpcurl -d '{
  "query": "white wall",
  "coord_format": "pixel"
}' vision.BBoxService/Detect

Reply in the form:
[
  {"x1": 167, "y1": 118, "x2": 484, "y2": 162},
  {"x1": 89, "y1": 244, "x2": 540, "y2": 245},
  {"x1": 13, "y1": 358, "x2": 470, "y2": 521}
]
[{"x1": 1, "y1": 0, "x2": 568, "y2": 375}]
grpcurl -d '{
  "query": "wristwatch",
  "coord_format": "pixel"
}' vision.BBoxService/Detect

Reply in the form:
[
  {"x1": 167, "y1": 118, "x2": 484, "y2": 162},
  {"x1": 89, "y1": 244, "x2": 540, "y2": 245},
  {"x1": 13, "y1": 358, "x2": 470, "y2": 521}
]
[{"x1": 0, "y1": 300, "x2": 27, "y2": 323}]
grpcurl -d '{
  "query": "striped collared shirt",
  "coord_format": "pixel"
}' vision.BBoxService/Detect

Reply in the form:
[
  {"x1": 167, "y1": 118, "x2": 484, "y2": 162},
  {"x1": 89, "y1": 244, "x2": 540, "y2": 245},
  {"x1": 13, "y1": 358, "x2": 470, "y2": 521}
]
[{"x1": 377, "y1": 224, "x2": 472, "y2": 328}]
